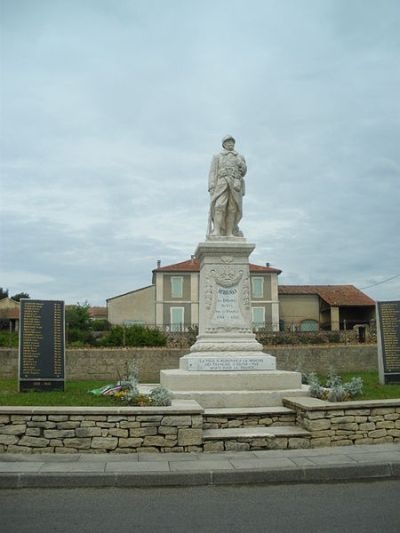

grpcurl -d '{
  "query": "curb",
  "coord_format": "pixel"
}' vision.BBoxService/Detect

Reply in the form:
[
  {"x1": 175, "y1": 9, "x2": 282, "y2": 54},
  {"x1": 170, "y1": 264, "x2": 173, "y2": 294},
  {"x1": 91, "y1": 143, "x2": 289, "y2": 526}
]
[{"x1": 1, "y1": 462, "x2": 399, "y2": 489}]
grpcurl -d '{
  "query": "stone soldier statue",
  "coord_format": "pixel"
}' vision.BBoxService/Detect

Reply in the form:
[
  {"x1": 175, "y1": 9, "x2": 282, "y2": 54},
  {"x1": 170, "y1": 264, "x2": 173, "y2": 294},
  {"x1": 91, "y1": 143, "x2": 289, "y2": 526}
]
[{"x1": 207, "y1": 135, "x2": 247, "y2": 238}]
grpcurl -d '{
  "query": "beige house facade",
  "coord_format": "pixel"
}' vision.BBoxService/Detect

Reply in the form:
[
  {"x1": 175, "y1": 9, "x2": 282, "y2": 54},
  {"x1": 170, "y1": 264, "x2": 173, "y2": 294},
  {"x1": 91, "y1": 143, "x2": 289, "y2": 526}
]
[{"x1": 107, "y1": 260, "x2": 376, "y2": 333}]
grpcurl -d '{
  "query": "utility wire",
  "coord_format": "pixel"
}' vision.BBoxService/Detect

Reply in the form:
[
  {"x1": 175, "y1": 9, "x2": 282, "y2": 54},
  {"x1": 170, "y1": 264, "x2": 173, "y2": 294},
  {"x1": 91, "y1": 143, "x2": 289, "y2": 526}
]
[{"x1": 361, "y1": 273, "x2": 400, "y2": 290}]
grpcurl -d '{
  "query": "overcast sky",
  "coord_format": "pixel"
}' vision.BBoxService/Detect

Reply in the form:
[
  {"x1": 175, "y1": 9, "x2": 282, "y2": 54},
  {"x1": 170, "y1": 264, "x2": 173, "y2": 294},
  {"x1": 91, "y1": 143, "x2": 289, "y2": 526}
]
[{"x1": 1, "y1": 0, "x2": 399, "y2": 306}]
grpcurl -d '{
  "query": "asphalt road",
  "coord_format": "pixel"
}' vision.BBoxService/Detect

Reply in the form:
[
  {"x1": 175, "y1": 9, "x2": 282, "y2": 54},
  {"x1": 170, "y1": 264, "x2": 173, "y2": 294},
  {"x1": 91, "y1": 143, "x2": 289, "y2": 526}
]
[{"x1": 1, "y1": 480, "x2": 400, "y2": 533}]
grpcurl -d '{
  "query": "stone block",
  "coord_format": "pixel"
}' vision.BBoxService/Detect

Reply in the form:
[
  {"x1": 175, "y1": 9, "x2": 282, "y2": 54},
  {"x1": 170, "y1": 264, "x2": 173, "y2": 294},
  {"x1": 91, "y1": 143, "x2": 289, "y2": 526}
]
[
  {"x1": 48, "y1": 415, "x2": 68, "y2": 422},
  {"x1": 161, "y1": 415, "x2": 191, "y2": 427},
  {"x1": 330, "y1": 416, "x2": 355, "y2": 424},
  {"x1": 118, "y1": 437, "x2": 143, "y2": 448},
  {"x1": 129, "y1": 427, "x2": 157, "y2": 437},
  {"x1": 19, "y1": 436, "x2": 49, "y2": 448},
  {"x1": 80, "y1": 421, "x2": 96, "y2": 427},
  {"x1": 57, "y1": 421, "x2": 80, "y2": 429},
  {"x1": 259, "y1": 417, "x2": 273, "y2": 425},
  {"x1": 334, "y1": 423, "x2": 358, "y2": 431},
  {"x1": 120, "y1": 421, "x2": 140, "y2": 429},
  {"x1": 27, "y1": 421, "x2": 56, "y2": 429},
  {"x1": 75, "y1": 427, "x2": 102, "y2": 438},
  {"x1": 204, "y1": 441, "x2": 224, "y2": 452},
  {"x1": 250, "y1": 438, "x2": 268, "y2": 448},
  {"x1": 376, "y1": 421, "x2": 395, "y2": 429},
  {"x1": 0, "y1": 434, "x2": 18, "y2": 445},
  {"x1": 325, "y1": 410, "x2": 345, "y2": 418},
  {"x1": 227, "y1": 420, "x2": 242, "y2": 428},
  {"x1": 0, "y1": 415, "x2": 10, "y2": 423},
  {"x1": 306, "y1": 419, "x2": 331, "y2": 431},
  {"x1": 86, "y1": 416, "x2": 107, "y2": 421},
  {"x1": 49, "y1": 439, "x2": 63, "y2": 446},
  {"x1": 144, "y1": 436, "x2": 177, "y2": 447},
  {"x1": 385, "y1": 414, "x2": 400, "y2": 421},
  {"x1": 266, "y1": 437, "x2": 288, "y2": 449},
  {"x1": 7, "y1": 445, "x2": 32, "y2": 453},
  {"x1": 0, "y1": 424, "x2": 26, "y2": 435},
  {"x1": 371, "y1": 408, "x2": 395, "y2": 415},
  {"x1": 395, "y1": 420, "x2": 400, "y2": 429},
  {"x1": 11, "y1": 415, "x2": 31, "y2": 421},
  {"x1": 332, "y1": 440, "x2": 352, "y2": 446},
  {"x1": 158, "y1": 426, "x2": 177, "y2": 435},
  {"x1": 55, "y1": 447, "x2": 78, "y2": 453},
  {"x1": 137, "y1": 415, "x2": 162, "y2": 422},
  {"x1": 359, "y1": 422, "x2": 375, "y2": 431},
  {"x1": 32, "y1": 415, "x2": 46, "y2": 421},
  {"x1": 69, "y1": 416, "x2": 84, "y2": 421},
  {"x1": 354, "y1": 416, "x2": 368, "y2": 423},
  {"x1": 107, "y1": 416, "x2": 125, "y2": 422},
  {"x1": 192, "y1": 415, "x2": 203, "y2": 429},
  {"x1": 43, "y1": 430, "x2": 76, "y2": 438},
  {"x1": 26, "y1": 428, "x2": 41, "y2": 437},
  {"x1": 311, "y1": 437, "x2": 331, "y2": 447},
  {"x1": 388, "y1": 429, "x2": 400, "y2": 437},
  {"x1": 368, "y1": 429, "x2": 387, "y2": 438},
  {"x1": 64, "y1": 438, "x2": 91, "y2": 449},
  {"x1": 106, "y1": 428, "x2": 129, "y2": 438},
  {"x1": 224, "y1": 441, "x2": 250, "y2": 451},
  {"x1": 178, "y1": 428, "x2": 203, "y2": 446},
  {"x1": 288, "y1": 437, "x2": 311, "y2": 449},
  {"x1": 91, "y1": 437, "x2": 118, "y2": 450}
]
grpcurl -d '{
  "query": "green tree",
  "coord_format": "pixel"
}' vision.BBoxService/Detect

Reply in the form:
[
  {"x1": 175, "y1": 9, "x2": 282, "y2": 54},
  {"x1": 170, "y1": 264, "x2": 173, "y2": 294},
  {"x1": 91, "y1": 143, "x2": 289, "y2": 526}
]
[{"x1": 65, "y1": 302, "x2": 91, "y2": 330}]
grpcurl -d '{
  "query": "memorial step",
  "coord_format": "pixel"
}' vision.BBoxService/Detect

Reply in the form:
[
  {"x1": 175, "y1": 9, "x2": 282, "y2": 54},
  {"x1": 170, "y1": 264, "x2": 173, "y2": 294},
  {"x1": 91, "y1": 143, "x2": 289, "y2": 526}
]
[
  {"x1": 203, "y1": 426, "x2": 311, "y2": 451},
  {"x1": 160, "y1": 369, "x2": 303, "y2": 391},
  {"x1": 167, "y1": 387, "x2": 309, "y2": 408}
]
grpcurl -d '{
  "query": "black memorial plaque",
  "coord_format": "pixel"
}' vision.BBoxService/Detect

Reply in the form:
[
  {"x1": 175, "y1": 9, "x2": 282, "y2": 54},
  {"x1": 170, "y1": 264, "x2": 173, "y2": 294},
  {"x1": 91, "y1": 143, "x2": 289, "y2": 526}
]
[
  {"x1": 377, "y1": 301, "x2": 400, "y2": 384},
  {"x1": 19, "y1": 299, "x2": 65, "y2": 391}
]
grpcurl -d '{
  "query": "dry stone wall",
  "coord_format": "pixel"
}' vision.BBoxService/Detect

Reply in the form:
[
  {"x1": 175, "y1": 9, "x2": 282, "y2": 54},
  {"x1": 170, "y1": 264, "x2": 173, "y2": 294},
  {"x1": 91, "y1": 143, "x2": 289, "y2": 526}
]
[
  {"x1": 0, "y1": 344, "x2": 378, "y2": 381},
  {"x1": 0, "y1": 405, "x2": 203, "y2": 454},
  {"x1": 283, "y1": 398, "x2": 400, "y2": 448}
]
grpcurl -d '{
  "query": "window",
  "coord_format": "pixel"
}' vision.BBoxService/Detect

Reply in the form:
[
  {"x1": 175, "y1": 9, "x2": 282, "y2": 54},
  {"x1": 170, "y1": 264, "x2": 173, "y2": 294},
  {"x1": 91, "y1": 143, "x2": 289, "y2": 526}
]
[
  {"x1": 251, "y1": 277, "x2": 264, "y2": 298},
  {"x1": 170, "y1": 307, "x2": 184, "y2": 332},
  {"x1": 300, "y1": 319, "x2": 319, "y2": 332},
  {"x1": 171, "y1": 276, "x2": 183, "y2": 298},
  {"x1": 252, "y1": 307, "x2": 265, "y2": 329}
]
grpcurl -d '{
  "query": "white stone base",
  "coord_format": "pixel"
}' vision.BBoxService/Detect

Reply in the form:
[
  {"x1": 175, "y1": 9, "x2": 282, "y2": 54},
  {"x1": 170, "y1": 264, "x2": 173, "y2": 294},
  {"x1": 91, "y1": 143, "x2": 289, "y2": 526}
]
[
  {"x1": 160, "y1": 369, "x2": 308, "y2": 408},
  {"x1": 165, "y1": 387, "x2": 310, "y2": 408},
  {"x1": 180, "y1": 354, "x2": 276, "y2": 371},
  {"x1": 161, "y1": 369, "x2": 302, "y2": 391}
]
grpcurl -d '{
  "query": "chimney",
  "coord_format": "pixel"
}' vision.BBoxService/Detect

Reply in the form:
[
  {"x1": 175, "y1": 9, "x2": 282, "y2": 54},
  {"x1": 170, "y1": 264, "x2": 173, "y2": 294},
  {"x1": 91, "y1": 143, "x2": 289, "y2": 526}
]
[
  {"x1": 191, "y1": 255, "x2": 195, "y2": 263},
  {"x1": 157, "y1": 260, "x2": 161, "y2": 269},
  {"x1": 266, "y1": 262, "x2": 270, "y2": 267}
]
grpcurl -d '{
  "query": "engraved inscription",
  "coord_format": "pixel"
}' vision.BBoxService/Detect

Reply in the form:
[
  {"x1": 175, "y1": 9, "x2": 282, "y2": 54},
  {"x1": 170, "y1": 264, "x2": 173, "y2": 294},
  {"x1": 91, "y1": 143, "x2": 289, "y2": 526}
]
[
  {"x1": 19, "y1": 299, "x2": 65, "y2": 391},
  {"x1": 378, "y1": 301, "x2": 400, "y2": 374},
  {"x1": 187, "y1": 357, "x2": 274, "y2": 371}
]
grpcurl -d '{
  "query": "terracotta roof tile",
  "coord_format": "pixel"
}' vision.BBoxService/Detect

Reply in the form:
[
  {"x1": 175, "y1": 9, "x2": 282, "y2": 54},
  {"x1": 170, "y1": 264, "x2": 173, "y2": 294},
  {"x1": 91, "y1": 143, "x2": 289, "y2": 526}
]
[
  {"x1": 153, "y1": 258, "x2": 281, "y2": 274},
  {"x1": 278, "y1": 285, "x2": 375, "y2": 306}
]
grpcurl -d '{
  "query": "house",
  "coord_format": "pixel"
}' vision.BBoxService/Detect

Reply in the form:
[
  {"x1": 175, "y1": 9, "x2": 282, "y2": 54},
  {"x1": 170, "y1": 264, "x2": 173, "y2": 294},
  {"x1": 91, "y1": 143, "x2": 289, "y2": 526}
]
[
  {"x1": 278, "y1": 285, "x2": 376, "y2": 332},
  {"x1": 0, "y1": 297, "x2": 20, "y2": 331},
  {"x1": 107, "y1": 258, "x2": 376, "y2": 333},
  {"x1": 107, "y1": 258, "x2": 281, "y2": 331}
]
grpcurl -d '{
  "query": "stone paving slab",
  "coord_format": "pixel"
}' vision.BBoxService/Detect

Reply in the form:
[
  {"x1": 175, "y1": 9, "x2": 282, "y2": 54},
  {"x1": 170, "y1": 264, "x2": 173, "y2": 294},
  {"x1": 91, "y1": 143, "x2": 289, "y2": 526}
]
[{"x1": 1, "y1": 443, "x2": 399, "y2": 488}]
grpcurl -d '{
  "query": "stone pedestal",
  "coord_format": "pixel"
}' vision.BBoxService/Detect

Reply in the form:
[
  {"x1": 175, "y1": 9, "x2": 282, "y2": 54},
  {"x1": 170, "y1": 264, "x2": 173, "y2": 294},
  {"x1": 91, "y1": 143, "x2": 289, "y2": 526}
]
[{"x1": 160, "y1": 237, "x2": 308, "y2": 408}]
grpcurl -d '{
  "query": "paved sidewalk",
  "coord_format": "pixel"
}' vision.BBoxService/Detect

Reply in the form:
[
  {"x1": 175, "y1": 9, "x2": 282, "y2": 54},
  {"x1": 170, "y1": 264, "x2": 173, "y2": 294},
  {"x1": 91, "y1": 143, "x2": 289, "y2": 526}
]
[{"x1": 1, "y1": 443, "x2": 399, "y2": 488}]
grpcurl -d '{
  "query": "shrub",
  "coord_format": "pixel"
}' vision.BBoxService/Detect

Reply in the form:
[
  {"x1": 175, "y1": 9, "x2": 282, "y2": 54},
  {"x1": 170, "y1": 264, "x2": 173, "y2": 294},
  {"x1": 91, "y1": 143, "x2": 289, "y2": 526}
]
[
  {"x1": 305, "y1": 369, "x2": 363, "y2": 402},
  {"x1": 0, "y1": 331, "x2": 18, "y2": 347},
  {"x1": 99, "y1": 325, "x2": 167, "y2": 347}
]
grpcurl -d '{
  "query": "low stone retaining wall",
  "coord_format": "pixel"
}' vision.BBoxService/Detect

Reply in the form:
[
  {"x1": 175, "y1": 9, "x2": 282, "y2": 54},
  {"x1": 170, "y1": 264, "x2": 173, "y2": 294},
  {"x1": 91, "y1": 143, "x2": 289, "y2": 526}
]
[
  {"x1": 0, "y1": 402, "x2": 203, "y2": 454},
  {"x1": 284, "y1": 397, "x2": 400, "y2": 447},
  {"x1": 0, "y1": 344, "x2": 378, "y2": 381},
  {"x1": 203, "y1": 408, "x2": 296, "y2": 429},
  {"x1": 1, "y1": 398, "x2": 399, "y2": 454}
]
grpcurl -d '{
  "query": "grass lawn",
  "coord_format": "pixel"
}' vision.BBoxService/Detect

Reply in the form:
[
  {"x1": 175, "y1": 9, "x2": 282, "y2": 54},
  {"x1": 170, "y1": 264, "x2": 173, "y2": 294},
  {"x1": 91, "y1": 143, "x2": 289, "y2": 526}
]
[
  {"x1": 0, "y1": 372, "x2": 399, "y2": 406},
  {"x1": 0, "y1": 380, "x2": 117, "y2": 407}
]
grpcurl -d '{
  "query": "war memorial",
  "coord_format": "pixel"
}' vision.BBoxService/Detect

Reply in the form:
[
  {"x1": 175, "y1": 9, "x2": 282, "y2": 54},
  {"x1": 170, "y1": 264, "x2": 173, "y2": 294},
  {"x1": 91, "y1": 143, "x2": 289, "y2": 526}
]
[{"x1": 160, "y1": 135, "x2": 308, "y2": 407}]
